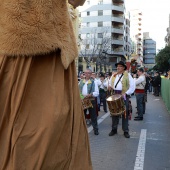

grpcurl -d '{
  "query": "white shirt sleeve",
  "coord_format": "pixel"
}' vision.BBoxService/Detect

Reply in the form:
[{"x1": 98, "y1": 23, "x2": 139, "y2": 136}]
[
  {"x1": 125, "y1": 73, "x2": 135, "y2": 95},
  {"x1": 103, "y1": 80, "x2": 108, "y2": 88},
  {"x1": 109, "y1": 75, "x2": 113, "y2": 87},
  {"x1": 134, "y1": 76, "x2": 145, "y2": 85},
  {"x1": 92, "y1": 81, "x2": 99, "y2": 97},
  {"x1": 97, "y1": 79, "x2": 102, "y2": 86}
]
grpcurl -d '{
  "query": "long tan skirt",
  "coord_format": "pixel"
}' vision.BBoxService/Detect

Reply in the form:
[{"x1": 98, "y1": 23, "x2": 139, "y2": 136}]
[{"x1": 0, "y1": 51, "x2": 92, "y2": 170}]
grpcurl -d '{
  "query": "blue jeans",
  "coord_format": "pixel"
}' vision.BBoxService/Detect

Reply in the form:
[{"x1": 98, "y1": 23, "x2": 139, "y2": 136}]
[{"x1": 136, "y1": 93, "x2": 145, "y2": 118}]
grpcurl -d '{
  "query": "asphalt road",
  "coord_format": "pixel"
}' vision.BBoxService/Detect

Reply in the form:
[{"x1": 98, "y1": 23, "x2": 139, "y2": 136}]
[{"x1": 88, "y1": 93, "x2": 170, "y2": 170}]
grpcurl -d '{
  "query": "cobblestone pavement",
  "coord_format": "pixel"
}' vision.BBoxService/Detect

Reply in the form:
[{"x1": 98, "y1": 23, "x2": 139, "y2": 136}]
[{"x1": 87, "y1": 93, "x2": 170, "y2": 170}]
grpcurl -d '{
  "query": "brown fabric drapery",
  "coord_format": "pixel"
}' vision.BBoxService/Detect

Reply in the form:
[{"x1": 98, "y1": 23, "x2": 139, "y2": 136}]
[{"x1": 0, "y1": 51, "x2": 92, "y2": 170}]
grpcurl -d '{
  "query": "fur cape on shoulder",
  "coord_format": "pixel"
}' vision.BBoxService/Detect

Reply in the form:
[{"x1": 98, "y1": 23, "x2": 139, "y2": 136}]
[{"x1": 0, "y1": 0, "x2": 78, "y2": 69}]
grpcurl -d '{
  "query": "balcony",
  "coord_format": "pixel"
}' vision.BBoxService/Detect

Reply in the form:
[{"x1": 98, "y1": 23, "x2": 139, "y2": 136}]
[
  {"x1": 112, "y1": 16, "x2": 124, "y2": 23},
  {"x1": 112, "y1": 5, "x2": 124, "y2": 14},
  {"x1": 112, "y1": 0, "x2": 124, "y2": 3},
  {"x1": 111, "y1": 48, "x2": 125, "y2": 56},
  {"x1": 112, "y1": 38, "x2": 124, "y2": 45},
  {"x1": 112, "y1": 27, "x2": 124, "y2": 34},
  {"x1": 137, "y1": 41, "x2": 143, "y2": 46}
]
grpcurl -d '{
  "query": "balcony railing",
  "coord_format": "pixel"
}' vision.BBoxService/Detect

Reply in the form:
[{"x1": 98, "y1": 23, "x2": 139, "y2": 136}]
[
  {"x1": 112, "y1": 39, "x2": 124, "y2": 45},
  {"x1": 111, "y1": 27, "x2": 124, "y2": 34},
  {"x1": 111, "y1": 49, "x2": 125, "y2": 55},
  {"x1": 112, "y1": 16, "x2": 124, "y2": 23}
]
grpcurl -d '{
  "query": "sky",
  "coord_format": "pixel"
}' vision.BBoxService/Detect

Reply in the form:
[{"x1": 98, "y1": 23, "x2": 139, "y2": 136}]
[{"x1": 125, "y1": 0, "x2": 170, "y2": 50}]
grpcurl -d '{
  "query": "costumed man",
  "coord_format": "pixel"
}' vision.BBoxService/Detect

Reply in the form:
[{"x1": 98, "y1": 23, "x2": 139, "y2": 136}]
[
  {"x1": 99, "y1": 73, "x2": 108, "y2": 113},
  {"x1": 133, "y1": 68, "x2": 146, "y2": 121},
  {"x1": 79, "y1": 68, "x2": 99, "y2": 135},
  {"x1": 108, "y1": 61, "x2": 135, "y2": 138},
  {"x1": 0, "y1": 0, "x2": 93, "y2": 170}
]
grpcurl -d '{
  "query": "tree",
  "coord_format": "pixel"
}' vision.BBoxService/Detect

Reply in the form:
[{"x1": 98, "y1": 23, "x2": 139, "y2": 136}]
[
  {"x1": 155, "y1": 46, "x2": 170, "y2": 72},
  {"x1": 79, "y1": 28, "x2": 111, "y2": 72}
]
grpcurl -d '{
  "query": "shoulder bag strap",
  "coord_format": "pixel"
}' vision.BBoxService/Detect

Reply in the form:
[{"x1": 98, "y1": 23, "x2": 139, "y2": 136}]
[{"x1": 115, "y1": 73, "x2": 123, "y2": 88}]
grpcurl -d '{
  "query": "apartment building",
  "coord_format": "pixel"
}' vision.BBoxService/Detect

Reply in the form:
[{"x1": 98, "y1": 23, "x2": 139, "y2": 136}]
[
  {"x1": 78, "y1": 0, "x2": 130, "y2": 72},
  {"x1": 129, "y1": 9, "x2": 143, "y2": 67},
  {"x1": 143, "y1": 32, "x2": 156, "y2": 69}
]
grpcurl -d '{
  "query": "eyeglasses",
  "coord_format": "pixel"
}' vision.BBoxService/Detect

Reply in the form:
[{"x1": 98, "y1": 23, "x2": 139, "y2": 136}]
[{"x1": 84, "y1": 72, "x2": 92, "y2": 74}]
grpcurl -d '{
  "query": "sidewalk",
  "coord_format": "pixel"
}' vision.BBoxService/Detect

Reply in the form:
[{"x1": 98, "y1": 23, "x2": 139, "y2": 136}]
[{"x1": 88, "y1": 93, "x2": 170, "y2": 170}]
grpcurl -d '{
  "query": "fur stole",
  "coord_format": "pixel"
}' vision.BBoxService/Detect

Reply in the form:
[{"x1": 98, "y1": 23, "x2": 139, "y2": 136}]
[{"x1": 0, "y1": 0, "x2": 78, "y2": 69}]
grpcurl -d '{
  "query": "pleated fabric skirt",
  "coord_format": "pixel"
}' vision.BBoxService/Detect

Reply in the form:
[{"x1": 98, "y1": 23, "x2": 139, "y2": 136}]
[{"x1": 0, "y1": 51, "x2": 92, "y2": 170}]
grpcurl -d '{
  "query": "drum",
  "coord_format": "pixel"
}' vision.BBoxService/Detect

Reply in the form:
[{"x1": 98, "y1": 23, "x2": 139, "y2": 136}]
[
  {"x1": 81, "y1": 98, "x2": 93, "y2": 110},
  {"x1": 106, "y1": 94, "x2": 125, "y2": 116}
]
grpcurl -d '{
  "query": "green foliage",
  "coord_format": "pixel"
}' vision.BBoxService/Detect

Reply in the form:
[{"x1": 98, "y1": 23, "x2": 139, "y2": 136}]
[{"x1": 155, "y1": 46, "x2": 170, "y2": 72}]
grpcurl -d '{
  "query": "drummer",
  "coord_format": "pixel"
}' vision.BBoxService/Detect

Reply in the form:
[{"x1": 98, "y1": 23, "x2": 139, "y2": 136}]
[
  {"x1": 79, "y1": 68, "x2": 99, "y2": 135},
  {"x1": 108, "y1": 61, "x2": 135, "y2": 138}
]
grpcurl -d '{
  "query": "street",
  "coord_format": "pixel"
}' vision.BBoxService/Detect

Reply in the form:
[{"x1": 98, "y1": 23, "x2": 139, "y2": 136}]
[{"x1": 88, "y1": 93, "x2": 170, "y2": 170}]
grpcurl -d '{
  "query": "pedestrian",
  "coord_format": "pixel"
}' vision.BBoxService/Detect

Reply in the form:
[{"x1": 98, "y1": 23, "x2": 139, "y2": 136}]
[
  {"x1": 133, "y1": 68, "x2": 146, "y2": 121},
  {"x1": 99, "y1": 73, "x2": 108, "y2": 113},
  {"x1": 108, "y1": 61, "x2": 135, "y2": 138},
  {"x1": 151, "y1": 72, "x2": 157, "y2": 95},
  {"x1": 79, "y1": 68, "x2": 99, "y2": 135},
  {"x1": 0, "y1": 0, "x2": 92, "y2": 170},
  {"x1": 148, "y1": 74, "x2": 153, "y2": 93},
  {"x1": 153, "y1": 72, "x2": 161, "y2": 96}
]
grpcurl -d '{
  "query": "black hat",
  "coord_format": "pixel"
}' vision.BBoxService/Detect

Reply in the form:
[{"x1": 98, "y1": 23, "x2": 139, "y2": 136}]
[{"x1": 115, "y1": 61, "x2": 127, "y2": 70}]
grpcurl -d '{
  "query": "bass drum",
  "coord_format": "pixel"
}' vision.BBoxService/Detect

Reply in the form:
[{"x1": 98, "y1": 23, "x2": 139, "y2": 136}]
[{"x1": 106, "y1": 94, "x2": 125, "y2": 116}]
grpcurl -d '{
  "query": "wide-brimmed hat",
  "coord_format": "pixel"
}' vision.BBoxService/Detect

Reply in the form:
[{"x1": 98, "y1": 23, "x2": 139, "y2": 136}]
[{"x1": 115, "y1": 61, "x2": 127, "y2": 70}]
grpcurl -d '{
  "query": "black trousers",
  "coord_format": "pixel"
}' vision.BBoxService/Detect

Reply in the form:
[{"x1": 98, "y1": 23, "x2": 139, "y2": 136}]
[
  {"x1": 111, "y1": 96, "x2": 129, "y2": 132},
  {"x1": 99, "y1": 90, "x2": 107, "y2": 112}
]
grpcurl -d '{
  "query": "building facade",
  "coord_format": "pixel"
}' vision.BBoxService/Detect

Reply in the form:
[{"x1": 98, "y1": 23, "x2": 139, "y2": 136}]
[
  {"x1": 78, "y1": 0, "x2": 129, "y2": 73},
  {"x1": 129, "y1": 9, "x2": 143, "y2": 67},
  {"x1": 143, "y1": 32, "x2": 156, "y2": 69}
]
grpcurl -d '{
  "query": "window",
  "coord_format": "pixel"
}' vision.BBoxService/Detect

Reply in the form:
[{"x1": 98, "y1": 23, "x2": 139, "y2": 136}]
[
  {"x1": 87, "y1": 22, "x2": 90, "y2": 27},
  {"x1": 87, "y1": 11, "x2": 90, "y2": 16},
  {"x1": 98, "y1": 22, "x2": 103, "y2": 27},
  {"x1": 98, "y1": 33, "x2": 103, "y2": 38},
  {"x1": 79, "y1": 12, "x2": 81, "y2": 17},
  {"x1": 97, "y1": 44, "x2": 102, "y2": 49},
  {"x1": 86, "y1": 33, "x2": 90, "y2": 38},
  {"x1": 86, "y1": 44, "x2": 90, "y2": 49},
  {"x1": 98, "y1": 10, "x2": 103, "y2": 16},
  {"x1": 98, "y1": 0, "x2": 103, "y2": 4}
]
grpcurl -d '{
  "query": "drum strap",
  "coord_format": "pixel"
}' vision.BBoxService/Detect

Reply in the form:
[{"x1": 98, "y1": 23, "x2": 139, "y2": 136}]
[{"x1": 115, "y1": 73, "x2": 123, "y2": 88}]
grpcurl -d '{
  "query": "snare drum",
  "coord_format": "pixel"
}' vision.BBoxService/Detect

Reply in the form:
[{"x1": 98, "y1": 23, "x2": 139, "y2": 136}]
[{"x1": 106, "y1": 94, "x2": 125, "y2": 116}]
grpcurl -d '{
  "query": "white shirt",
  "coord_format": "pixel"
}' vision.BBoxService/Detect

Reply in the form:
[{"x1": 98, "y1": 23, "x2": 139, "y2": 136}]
[
  {"x1": 134, "y1": 75, "x2": 145, "y2": 85},
  {"x1": 134, "y1": 74, "x2": 146, "y2": 89},
  {"x1": 82, "y1": 80, "x2": 99, "y2": 97},
  {"x1": 94, "y1": 78, "x2": 101, "y2": 87},
  {"x1": 109, "y1": 73, "x2": 135, "y2": 95},
  {"x1": 99, "y1": 79, "x2": 108, "y2": 90}
]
